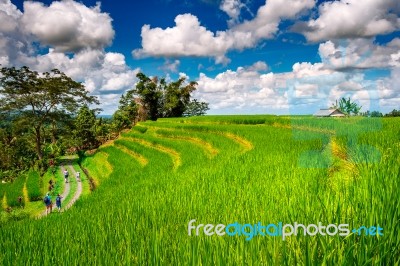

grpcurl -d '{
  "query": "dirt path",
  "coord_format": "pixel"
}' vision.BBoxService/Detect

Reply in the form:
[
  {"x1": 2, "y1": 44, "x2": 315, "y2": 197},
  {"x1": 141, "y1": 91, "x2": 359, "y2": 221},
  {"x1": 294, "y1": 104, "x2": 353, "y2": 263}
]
[
  {"x1": 39, "y1": 162, "x2": 82, "y2": 217},
  {"x1": 65, "y1": 165, "x2": 82, "y2": 209}
]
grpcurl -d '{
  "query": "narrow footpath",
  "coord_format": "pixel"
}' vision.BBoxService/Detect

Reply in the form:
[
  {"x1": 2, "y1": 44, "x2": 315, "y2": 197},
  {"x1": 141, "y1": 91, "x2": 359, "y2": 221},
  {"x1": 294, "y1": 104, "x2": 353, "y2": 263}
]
[
  {"x1": 65, "y1": 164, "x2": 82, "y2": 209},
  {"x1": 39, "y1": 162, "x2": 82, "y2": 217}
]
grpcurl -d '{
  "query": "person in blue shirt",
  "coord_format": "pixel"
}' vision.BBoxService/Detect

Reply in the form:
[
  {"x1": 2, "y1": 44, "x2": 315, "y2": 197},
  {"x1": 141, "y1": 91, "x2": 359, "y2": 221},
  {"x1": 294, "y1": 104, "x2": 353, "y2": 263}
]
[
  {"x1": 56, "y1": 194, "x2": 62, "y2": 212},
  {"x1": 44, "y1": 192, "x2": 52, "y2": 214}
]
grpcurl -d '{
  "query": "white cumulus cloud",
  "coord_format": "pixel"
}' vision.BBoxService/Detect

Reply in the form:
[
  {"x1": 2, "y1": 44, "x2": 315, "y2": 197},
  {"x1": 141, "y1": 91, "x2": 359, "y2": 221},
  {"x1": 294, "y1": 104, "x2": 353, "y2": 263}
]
[
  {"x1": 0, "y1": 0, "x2": 135, "y2": 114},
  {"x1": 195, "y1": 60, "x2": 399, "y2": 114},
  {"x1": 319, "y1": 38, "x2": 400, "y2": 70},
  {"x1": 133, "y1": 0, "x2": 315, "y2": 63},
  {"x1": 294, "y1": 0, "x2": 400, "y2": 42},
  {"x1": 21, "y1": 0, "x2": 114, "y2": 52},
  {"x1": 220, "y1": 0, "x2": 245, "y2": 25},
  {"x1": 160, "y1": 59, "x2": 181, "y2": 73}
]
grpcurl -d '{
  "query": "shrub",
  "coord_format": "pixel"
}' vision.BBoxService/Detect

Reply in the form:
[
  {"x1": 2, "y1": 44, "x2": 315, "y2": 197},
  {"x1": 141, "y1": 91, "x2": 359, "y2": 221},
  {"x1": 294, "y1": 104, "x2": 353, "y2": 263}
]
[{"x1": 26, "y1": 170, "x2": 42, "y2": 201}]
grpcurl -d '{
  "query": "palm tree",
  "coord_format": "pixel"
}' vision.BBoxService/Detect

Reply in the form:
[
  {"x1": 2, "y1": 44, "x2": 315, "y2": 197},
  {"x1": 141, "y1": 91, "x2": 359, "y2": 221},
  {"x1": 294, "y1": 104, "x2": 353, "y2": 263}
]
[{"x1": 338, "y1": 97, "x2": 362, "y2": 116}]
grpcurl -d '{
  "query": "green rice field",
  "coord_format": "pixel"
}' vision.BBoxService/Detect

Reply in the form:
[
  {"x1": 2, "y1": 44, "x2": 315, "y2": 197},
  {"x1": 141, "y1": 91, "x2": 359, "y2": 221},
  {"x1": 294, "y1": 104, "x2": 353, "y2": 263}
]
[{"x1": 0, "y1": 115, "x2": 399, "y2": 265}]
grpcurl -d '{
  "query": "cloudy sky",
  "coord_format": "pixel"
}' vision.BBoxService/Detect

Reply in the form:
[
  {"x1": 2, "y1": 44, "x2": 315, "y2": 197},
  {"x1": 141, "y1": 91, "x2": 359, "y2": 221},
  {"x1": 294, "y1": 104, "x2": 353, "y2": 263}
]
[{"x1": 1, "y1": 0, "x2": 399, "y2": 114}]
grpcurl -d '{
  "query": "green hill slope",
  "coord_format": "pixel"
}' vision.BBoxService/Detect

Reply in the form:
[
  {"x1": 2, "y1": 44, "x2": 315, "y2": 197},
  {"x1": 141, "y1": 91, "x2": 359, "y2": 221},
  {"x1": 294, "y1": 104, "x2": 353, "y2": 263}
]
[{"x1": 0, "y1": 116, "x2": 399, "y2": 265}]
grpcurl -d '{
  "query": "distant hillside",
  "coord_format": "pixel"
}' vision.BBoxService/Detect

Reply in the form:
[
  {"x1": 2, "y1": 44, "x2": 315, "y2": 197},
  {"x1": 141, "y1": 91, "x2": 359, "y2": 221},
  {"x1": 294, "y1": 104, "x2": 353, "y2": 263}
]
[{"x1": 97, "y1": 114, "x2": 112, "y2": 119}]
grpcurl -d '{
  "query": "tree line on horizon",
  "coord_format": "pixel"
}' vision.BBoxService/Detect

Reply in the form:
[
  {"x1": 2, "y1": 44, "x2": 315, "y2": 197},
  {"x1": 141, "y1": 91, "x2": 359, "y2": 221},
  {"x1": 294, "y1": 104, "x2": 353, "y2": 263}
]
[
  {"x1": 0, "y1": 66, "x2": 208, "y2": 181},
  {"x1": 331, "y1": 97, "x2": 399, "y2": 117}
]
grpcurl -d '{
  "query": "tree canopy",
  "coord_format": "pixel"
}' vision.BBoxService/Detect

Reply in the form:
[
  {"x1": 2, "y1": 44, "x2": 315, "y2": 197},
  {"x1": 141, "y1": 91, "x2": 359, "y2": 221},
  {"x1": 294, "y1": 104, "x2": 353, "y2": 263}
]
[
  {"x1": 130, "y1": 72, "x2": 208, "y2": 120},
  {"x1": 0, "y1": 66, "x2": 99, "y2": 160},
  {"x1": 112, "y1": 92, "x2": 138, "y2": 132},
  {"x1": 331, "y1": 97, "x2": 362, "y2": 116},
  {"x1": 74, "y1": 105, "x2": 99, "y2": 151},
  {"x1": 385, "y1": 109, "x2": 400, "y2": 117},
  {"x1": 183, "y1": 99, "x2": 210, "y2": 117}
]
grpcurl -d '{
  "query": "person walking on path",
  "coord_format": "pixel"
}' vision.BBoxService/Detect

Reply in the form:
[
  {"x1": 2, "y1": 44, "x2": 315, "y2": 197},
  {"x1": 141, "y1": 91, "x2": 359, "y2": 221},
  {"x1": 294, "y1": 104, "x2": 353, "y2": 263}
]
[
  {"x1": 64, "y1": 169, "x2": 69, "y2": 183},
  {"x1": 48, "y1": 178, "x2": 54, "y2": 191},
  {"x1": 56, "y1": 194, "x2": 62, "y2": 212},
  {"x1": 76, "y1": 171, "x2": 80, "y2": 182},
  {"x1": 18, "y1": 196, "x2": 23, "y2": 208},
  {"x1": 44, "y1": 193, "x2": 52, "y2": 214}
]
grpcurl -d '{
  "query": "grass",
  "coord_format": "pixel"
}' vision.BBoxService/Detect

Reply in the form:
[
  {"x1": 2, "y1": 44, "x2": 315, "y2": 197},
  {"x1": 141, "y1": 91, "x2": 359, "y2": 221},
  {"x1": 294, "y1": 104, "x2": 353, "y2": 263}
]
[
  {"x1": 81, "y1": 150, "x2": 112, "y2": 186},
  {"x1": 0, "y1": 174, "x2": 25, "y2": 208},
  {"x1": 71, "y1": 163, "x2": 91, "y2": 197},
  {"x1": 0, "y1": 115, "x2": 399, "y2": 264},
  {"x1": 26, "y1": 171, "x2": 41, "y2": 201},
  {"x1": 41, "y1": 166, "x2": 64, "y2": 197}
]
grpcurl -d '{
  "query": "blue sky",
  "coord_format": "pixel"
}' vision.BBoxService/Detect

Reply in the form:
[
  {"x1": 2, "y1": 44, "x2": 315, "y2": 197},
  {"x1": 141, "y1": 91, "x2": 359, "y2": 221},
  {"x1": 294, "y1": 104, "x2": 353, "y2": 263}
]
[{"x1": 2, "y1": 0, "x2": 400, "y2": 114}]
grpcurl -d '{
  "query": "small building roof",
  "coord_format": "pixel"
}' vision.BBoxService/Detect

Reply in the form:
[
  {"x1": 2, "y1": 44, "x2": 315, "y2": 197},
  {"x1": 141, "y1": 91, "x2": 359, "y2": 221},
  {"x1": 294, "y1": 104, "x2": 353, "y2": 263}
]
[{"x1": 314, "y1": 108, "x2": 345, "y2": 117}]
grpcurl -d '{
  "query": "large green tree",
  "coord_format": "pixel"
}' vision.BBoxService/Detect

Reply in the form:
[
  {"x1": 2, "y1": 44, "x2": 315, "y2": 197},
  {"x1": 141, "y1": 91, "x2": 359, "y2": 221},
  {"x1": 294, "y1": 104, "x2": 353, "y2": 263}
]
[
  {"x1": 162, "y1": 77, "x2": 197, "y2": 117},
  {"x1": 112, "y1": 92, "x2": 138, "y2": 131},
  {"x1": 74, "y1": 105, "x2": 99, "y2": 150},
  {"x1": 183, "y1": 99, "x2": 209, "y2": 117},
  {"x1": 0, "y1": 66, "x2": 98, "y2": 160},
  {"x1": 0, "y1": 115, "x2": 36, "y2": 174},
  {"x1": 332, "y1": 97, "x2": 362, "y2": 116},
  {"x1": 339, "y1": 97, "x2": 362, "y2": 115},
  {"x1": 133, "y1": 73, "x2": 163, "y2": 120},
  {"x1": 130, "y1": 72, "x2": 208, "y2": 120}
]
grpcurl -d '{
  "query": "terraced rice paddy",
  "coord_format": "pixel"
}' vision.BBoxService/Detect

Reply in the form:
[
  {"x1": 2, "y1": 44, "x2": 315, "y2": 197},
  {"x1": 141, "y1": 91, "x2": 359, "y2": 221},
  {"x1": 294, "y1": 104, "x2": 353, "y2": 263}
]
[{"x1": 0, "y1": 115, "x2": 399, "y2": 265}]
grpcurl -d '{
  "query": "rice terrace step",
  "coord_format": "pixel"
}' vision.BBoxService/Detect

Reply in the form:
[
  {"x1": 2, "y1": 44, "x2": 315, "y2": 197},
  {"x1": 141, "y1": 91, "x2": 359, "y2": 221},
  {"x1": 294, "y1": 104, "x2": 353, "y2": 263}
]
[{"x1": 1, "y1": 0, "x2": 399, "y2": 264}]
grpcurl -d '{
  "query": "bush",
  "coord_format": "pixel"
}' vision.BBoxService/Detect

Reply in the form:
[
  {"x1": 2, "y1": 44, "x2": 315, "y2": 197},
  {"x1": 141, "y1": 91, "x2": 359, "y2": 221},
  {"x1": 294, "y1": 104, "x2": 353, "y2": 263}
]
[
  {"x1": 26, "y1": 170, "x2": 42, "y2": 201},
  {"x1": 3, "y1": 176, "x2": 25, "y2": 207}
]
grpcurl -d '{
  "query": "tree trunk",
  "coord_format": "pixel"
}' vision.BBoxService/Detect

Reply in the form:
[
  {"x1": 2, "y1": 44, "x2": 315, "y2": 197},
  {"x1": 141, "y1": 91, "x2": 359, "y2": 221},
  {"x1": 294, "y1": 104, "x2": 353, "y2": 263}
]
[
  {"x1": 51, "y1": 121, "x2": 57, "y2": 144},
  {"x1": 35, "y1": 127, "x2": 43, "y2": 160}
]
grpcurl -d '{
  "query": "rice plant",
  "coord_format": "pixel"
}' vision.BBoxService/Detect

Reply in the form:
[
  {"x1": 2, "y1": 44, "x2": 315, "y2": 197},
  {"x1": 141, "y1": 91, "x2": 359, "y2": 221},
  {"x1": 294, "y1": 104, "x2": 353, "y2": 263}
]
[{"x1": 0, "y1": 116, "x2": 398, "y2": 265}]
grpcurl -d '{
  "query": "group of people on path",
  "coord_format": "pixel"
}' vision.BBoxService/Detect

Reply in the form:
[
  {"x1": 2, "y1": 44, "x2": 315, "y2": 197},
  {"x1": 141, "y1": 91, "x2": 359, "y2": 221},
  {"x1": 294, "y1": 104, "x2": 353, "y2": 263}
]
[
  {"x1": 43, "y1": 193, "x2": 62, "y2": 214},
  {"x1": 63, "y1": 169, "x2": 80, "y2": 183},
  {"x1": 43, "y1": 168, "x2": 81, "y2": 214}
]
